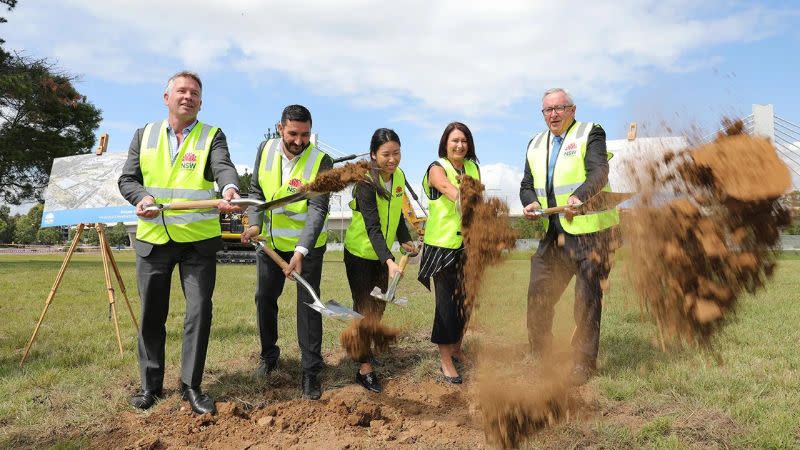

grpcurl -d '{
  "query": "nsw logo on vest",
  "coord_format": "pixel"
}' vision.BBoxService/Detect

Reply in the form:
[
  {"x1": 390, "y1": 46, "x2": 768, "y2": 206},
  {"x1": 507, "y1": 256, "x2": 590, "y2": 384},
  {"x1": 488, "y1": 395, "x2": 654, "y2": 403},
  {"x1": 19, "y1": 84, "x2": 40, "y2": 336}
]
[
  {"x1": 562, "y1": 142, "x2": 578, "y2": 157},
  {"x1": 395, "y1": 186, "x2": 403, "y2": 198},
  {"x1": 287, "y1": 178, "x2": 304, "y2": 193},
  {"x1": 181, "y1": 152, "x2": 197, "y2": 170}
]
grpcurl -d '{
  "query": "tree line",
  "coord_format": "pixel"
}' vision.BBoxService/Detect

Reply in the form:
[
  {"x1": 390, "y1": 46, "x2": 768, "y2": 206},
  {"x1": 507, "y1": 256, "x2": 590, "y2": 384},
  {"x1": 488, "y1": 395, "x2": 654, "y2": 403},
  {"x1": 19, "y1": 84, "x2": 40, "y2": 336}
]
[{"x1": 0, "y1": 203, "x2": 130, "y2": 246}]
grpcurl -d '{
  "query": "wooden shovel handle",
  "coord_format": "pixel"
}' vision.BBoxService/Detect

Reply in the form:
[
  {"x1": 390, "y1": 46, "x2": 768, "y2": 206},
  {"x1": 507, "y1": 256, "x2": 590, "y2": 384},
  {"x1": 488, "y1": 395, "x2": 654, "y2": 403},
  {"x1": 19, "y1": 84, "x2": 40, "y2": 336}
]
[
  {"x1": 164, "y1": 199, "x2": 222, "y2": 210},
  {"x1": 256, "y1": 240, "x2": 290, "y2": 271},
  {"x1": 397, "y1": 254, "x2": 409, "y2": 272}
]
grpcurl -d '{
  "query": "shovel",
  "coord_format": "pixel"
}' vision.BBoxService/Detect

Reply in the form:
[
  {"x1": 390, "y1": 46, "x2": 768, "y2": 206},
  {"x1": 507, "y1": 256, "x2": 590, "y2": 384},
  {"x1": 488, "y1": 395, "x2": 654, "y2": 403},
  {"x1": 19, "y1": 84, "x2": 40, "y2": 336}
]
[
  {"x1": 251, "y1": 240, "x2": 362, "y2": 321},
  {"x1": 528, "y1": 191, "x2": 634, "y2": 217},
  {"x1": 370, "y1": 253, "x2": 410, "y2": 306},
  {"x1": 143, "y1": 192, "x2": 322, "y2": 212}
]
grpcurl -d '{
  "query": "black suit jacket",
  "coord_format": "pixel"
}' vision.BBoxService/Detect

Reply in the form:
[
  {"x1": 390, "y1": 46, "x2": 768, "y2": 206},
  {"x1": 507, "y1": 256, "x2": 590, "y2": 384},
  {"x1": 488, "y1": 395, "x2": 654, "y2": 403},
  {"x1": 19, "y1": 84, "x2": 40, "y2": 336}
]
[{"x1": 118, "y1": 123, "x2": 240, "y2": 257}]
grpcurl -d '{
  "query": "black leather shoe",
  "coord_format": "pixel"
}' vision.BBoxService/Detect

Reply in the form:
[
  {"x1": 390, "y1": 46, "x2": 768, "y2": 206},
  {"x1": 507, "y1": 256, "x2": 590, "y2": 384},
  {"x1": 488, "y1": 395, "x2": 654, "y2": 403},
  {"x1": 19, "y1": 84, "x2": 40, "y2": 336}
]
[
  {"x1": 130, "y1": 389, "x2": 162, "y2": 410},
  {"x1": 356, "y1": 370, "x2": 383, "y2": 393},
  {"x1": 440, "y1": 366, "x2": 463, "y2": 384},
  {"x1": 568, "y1": 363, "x2": 593, "y2": 386},
  {"x1": 181, "y1": 384, "x2": 217, "y2": 415},
  {"x1": 369, "y1": 356, "x2": 384, "y2": 367},
  {"x1": 255, "y1": 358, "x2": 278, "y2": 377},
  {"x1": 302, "y1": 373, "x2": 322, "y2": 400}
]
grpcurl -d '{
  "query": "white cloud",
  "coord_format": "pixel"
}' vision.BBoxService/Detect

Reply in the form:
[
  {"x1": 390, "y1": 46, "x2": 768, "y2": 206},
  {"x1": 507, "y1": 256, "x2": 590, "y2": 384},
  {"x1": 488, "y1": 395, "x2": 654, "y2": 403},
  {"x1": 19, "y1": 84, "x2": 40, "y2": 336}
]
[
  {"x1": 8, "y1": 1, "x2": 781, "y2": 117},
  {"x1": 234, "y1": 164, "x2": 253, "y2": 176},
  {"x1": 479, "y1": 163, "x2": 524, "y2": 214}
]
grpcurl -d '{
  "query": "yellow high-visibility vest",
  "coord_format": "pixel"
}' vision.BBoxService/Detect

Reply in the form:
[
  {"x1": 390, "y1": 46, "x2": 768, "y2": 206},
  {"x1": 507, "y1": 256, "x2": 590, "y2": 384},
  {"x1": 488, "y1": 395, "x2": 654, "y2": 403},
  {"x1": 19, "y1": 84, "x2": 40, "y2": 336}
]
[
  {"x1": 256, "y1": 139, "x2": 328, "y2": 251},
  {"x1": 137, "y1": 120, "x2": 221, "y2": 244},
  {"x1": 344, "y1": 169, "x2": 406, "y2": 260},
  {"x1": 422, "y1": 158, "x2": 480, "y2": 249},
  {"x1": 526, "y1": 121, "x2": 619, "y2": 235}
]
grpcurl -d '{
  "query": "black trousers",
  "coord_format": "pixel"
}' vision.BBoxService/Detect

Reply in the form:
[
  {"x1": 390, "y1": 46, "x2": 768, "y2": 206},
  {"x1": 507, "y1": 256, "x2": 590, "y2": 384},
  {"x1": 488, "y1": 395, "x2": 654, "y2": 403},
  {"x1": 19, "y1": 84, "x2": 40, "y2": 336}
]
[
  {"x1": 343, "y1": 248, "x2": 388, "y2": 362},
  {"x1": 526, "y1": 234, "x2": 610, "y2": 365},
  {"x1": 431, "y1": 260, "x2": 467, "y2": 345},
  {"x1": 135, "y1": 241, "x2": 217, "y2": 391},
  {"x1": 255, "y1": 245, "x2": 325, "y2": 375}
]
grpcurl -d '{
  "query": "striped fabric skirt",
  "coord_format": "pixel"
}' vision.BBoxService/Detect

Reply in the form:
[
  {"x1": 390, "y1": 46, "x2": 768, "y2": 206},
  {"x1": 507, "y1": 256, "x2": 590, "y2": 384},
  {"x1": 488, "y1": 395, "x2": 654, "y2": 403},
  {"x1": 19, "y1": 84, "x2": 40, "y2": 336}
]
[{"x1": 417, "y1": 243, "x2": 463, "y2": 290}]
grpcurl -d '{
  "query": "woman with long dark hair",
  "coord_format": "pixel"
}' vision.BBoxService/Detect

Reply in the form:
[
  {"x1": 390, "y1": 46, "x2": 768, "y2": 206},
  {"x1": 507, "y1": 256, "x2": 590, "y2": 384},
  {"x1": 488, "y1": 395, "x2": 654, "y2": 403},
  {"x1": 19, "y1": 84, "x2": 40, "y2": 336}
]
[
  {"x1": 418, "y1": 122, "x2": 480, "y2": 384},
  {"x1": 343, "y1": 128, "x2": 415, "y2": 393}
]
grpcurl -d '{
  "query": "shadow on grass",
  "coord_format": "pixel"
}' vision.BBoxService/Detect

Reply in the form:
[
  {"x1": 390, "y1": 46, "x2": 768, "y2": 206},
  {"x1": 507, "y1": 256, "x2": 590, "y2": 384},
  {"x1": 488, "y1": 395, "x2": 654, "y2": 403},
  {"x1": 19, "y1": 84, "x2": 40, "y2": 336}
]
[{"x1": 599, "y1": 331, "x2": 687, "y2": 378}]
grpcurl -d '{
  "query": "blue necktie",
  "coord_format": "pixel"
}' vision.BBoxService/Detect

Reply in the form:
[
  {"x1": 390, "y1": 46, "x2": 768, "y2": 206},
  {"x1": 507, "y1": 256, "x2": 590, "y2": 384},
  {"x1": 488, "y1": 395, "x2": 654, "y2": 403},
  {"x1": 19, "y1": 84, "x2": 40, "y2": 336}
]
[{"x1": 547, "y1": 135, "x2": 563, "y2": 187}]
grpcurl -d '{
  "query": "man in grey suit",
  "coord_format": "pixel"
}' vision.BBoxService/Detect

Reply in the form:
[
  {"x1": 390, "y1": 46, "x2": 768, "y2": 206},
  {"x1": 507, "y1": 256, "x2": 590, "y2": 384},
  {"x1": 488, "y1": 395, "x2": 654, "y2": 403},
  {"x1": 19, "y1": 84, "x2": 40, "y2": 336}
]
[
  {"x1": 240, "y1": 105, "x2": 332, "y2": 400},
  {"x1": 118, "y1": 71, "x2": 240, "y2": 415}
]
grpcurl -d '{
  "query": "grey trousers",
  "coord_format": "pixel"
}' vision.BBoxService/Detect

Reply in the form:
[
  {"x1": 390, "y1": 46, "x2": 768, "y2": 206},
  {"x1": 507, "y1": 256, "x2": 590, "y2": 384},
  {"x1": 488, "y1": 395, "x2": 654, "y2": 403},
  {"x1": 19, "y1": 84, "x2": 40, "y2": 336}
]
[{"x1": 135, "y1": 241, "x2": 217, "y2": 391}]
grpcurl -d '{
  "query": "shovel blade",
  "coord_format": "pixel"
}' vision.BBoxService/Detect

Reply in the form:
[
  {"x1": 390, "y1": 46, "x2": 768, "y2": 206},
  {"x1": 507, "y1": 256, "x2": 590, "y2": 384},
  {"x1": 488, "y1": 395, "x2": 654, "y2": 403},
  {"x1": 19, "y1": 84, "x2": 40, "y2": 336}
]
[
  {"x1": 324, "y1": 300, "x2": 363, "y2": 320},
  {"x1": 370, "y1": 286, "x2": 385, "y2": 300},
  {"x1": 303, "y1": 300, "x2": 363, "y2": 320},
  {"x1": 391, "y1": 297, "x2": 409, "y2": 307}
]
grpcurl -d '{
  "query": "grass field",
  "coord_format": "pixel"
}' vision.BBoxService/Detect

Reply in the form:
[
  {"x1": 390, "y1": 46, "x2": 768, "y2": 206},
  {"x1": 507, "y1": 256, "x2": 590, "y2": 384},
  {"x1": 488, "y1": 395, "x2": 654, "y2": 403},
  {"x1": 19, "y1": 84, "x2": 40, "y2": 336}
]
[{"x1": 1, "y1": 250, "x2": 799, "y2": 448}]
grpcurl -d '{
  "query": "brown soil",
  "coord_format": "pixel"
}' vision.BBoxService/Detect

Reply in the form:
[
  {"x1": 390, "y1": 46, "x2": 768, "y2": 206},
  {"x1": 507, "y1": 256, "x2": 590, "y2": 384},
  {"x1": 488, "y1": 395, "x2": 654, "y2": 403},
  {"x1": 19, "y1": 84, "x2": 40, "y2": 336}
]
[
  {"x1": 458, "y1": 176, "x2": 579, "y2": 449},
  {"x1": 340, "y1": 318, "x2": 400, "y2": 361},
  {"x1": 83, "y1": 345, "x2": 487, "y2": 450},
  {"x1": 301, "y1": 160, "x2": 371, "y2": 193},
  {"x1": 458, "y1": 175, "x2": 517, "y2": 321},
  {"x1": 625, "y1": 121, "x2": 792, "y2": 347},
  {"x1": 475, "y1": 346, "x2": 580, "y2": 449}
]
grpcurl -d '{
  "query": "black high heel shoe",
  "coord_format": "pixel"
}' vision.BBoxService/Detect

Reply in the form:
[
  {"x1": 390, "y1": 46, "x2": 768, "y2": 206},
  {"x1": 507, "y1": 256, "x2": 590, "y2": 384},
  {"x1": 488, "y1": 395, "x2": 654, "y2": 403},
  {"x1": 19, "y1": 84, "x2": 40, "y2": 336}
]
[{"x1": 440, "y1": 366, "x2": 463, "y2": 384}]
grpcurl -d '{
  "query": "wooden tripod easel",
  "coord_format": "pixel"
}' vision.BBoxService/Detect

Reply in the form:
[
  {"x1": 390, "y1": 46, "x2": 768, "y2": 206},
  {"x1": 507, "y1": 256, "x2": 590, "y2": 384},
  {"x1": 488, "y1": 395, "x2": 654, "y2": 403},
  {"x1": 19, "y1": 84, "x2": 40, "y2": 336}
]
[{"x1": 19, "y1": 222, "x2": 139, "y2": 367}]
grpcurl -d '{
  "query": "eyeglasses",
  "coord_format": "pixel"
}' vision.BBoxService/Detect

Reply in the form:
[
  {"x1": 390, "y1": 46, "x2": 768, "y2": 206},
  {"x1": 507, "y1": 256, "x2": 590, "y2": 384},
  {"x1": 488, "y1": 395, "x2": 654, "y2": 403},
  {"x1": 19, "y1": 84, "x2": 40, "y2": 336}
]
[{"x1": 541, "y1": 104, "x2": 574, "y2": 115}]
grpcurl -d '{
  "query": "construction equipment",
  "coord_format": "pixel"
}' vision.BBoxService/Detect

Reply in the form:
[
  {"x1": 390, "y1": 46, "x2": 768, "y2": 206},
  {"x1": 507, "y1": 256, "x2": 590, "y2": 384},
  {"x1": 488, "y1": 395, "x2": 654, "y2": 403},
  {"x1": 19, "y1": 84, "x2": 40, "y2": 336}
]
[{"x1": 252, "y1": 240, "x2": 363, "y2": 320}]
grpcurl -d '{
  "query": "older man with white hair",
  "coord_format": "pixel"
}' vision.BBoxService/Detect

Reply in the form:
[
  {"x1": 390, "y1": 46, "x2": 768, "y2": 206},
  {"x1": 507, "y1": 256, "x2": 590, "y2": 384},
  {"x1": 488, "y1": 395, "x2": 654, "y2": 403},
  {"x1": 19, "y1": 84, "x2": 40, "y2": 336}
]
[{"x1": 520, "y1": 88, "x2": 619, "y2": 385}]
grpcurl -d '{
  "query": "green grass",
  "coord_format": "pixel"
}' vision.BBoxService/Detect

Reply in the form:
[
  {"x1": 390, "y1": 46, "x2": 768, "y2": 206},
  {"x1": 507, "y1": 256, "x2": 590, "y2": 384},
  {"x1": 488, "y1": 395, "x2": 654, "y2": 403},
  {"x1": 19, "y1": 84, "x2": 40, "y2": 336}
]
[{"x1": 1, "y1": 251, "x2": 799, "y2": 448}]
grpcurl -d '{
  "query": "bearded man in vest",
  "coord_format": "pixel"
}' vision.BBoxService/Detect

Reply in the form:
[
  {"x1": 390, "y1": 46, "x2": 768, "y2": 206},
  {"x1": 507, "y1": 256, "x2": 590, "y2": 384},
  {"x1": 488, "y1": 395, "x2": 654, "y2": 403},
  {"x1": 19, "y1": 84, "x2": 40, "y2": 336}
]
[
  {"x1": 119, "y1": 71, "x2": 241, "y2": 414},
  {"x1": 240, "y1": 105, "x2": 333, "y2": 400},
  {"x1": 520, "y1": 88, "x2": 619, "y2": 386}
]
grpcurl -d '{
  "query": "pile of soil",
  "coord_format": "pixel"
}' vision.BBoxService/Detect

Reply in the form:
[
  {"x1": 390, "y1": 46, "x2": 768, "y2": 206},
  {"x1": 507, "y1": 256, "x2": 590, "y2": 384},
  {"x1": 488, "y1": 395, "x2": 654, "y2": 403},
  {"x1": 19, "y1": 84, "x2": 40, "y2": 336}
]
[
  {"x1": 339, "y1": 318, "x2": 400, "y2": 361},
  {"x1": 625, "y1": 122, "x2": 792, "y2": 347},
  {"x1": 458, "y1": 176, "x2": 517, "y2": 320},
  {"x1": 301, "y1": 160, "x2": 371, "y2": 193},
  {"x1": 85, "y1": 348, "x2": 485, "y2": 449}
]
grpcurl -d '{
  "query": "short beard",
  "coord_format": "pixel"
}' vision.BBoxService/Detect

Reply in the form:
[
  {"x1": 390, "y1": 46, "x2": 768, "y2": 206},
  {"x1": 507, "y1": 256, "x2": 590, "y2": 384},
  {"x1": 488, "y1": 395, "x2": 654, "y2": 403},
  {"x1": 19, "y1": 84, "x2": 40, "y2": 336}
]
[{"x1": 283, "y1": 139, "x2": 307, "y2": 156}]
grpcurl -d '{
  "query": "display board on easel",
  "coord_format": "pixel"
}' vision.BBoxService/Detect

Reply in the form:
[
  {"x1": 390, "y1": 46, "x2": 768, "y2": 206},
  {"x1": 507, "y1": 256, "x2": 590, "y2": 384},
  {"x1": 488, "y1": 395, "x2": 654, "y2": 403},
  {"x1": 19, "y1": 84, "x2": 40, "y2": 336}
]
[{"x1": 20, "y1": 134, "x2": 139, "y2": 367}]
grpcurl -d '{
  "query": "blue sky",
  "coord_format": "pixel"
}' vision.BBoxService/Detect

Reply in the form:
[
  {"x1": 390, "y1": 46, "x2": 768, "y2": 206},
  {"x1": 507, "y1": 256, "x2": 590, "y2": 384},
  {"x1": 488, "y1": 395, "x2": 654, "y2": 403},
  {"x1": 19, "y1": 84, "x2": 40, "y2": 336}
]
[{"x1": 4, "y1": 0, "x2": 800, "y2": 213}]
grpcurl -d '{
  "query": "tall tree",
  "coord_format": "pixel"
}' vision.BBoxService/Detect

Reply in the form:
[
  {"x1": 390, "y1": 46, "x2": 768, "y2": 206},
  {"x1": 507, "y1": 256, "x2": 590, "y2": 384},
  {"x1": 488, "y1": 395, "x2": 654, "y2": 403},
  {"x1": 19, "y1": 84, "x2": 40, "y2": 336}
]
[
  {"x1": 0, "y1": 2, "x2": 102, "y2": 204},
  {"x1": 0, "y1": 1, "x2": 17, "y2": 41},
  {"x1": 0, "y1": 204, "x2": 14, "y2": 243},
  {"x1": 106, "y1": 222, "x2": 131, "y2": 247},
  {"x1": 238, "y1": 169, "x2": 252, "y2": 195}
]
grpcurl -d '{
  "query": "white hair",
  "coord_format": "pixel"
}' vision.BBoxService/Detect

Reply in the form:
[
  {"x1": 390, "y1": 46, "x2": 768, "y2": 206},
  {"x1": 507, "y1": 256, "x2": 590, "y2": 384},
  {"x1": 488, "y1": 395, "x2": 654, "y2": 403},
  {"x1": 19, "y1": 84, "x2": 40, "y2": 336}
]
[
  {"x1": 542, "y1": 88, "x2": 574, "y2": 105},
  {"x1": 165, "y1": 71, "x2": 203, "y2": 97}
]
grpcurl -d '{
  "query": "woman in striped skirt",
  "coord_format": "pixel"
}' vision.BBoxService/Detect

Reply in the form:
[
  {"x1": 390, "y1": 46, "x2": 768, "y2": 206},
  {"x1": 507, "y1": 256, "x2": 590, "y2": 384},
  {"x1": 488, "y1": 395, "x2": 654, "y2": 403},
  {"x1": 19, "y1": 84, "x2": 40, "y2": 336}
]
[{"x1": 418, "y1": 122, "x2": 480, "y2": 384}]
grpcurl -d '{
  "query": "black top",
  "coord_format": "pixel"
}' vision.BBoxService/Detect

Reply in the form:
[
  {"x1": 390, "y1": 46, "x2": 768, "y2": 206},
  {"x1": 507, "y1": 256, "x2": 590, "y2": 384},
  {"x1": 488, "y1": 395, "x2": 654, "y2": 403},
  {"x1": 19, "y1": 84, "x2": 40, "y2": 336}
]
[{"x1": 351, "y1": 170, "x2": 412, "y2": 264}]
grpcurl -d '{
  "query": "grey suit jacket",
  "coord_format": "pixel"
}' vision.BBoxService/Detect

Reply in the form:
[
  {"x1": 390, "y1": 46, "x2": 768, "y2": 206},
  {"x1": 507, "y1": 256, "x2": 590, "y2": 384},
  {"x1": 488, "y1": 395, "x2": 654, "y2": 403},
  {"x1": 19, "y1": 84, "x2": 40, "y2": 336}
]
[
  {"x1": 246, "y1": 140, "x2": 332, "y2": 252},
  {"x1": 118, "y1": 122, "x2": 240, "y2": 256}
]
